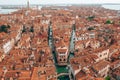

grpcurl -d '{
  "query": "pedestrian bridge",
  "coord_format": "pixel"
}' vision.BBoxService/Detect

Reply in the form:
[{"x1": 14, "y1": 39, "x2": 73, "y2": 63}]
[{"x1": 57, "y1": 73, "x2": 69, "y2": 77}]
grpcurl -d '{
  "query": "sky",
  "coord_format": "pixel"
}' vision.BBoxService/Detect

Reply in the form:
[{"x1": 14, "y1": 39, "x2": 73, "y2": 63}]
[{"x1": 0, "y1": 0, "x2": 120, "y2": 5}]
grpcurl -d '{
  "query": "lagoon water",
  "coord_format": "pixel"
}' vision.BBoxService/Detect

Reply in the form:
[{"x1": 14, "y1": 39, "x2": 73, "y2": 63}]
[
  {"x1": 0, "y1": 6, "x2": 43, "y2": 14},
  {"x1": 0, "y1": 9, "x2": 18, "y2": 14},
  {"x1": 0, "y1": 4, "x2": 120, "y2": 14},
  {"x1": 102, "y1": 4, "x2": 120, "y2": 10}
]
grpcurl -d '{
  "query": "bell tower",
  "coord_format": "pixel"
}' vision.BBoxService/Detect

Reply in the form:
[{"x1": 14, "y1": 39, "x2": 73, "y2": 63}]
[
  {"x1": 118, "y1": 10, "x2": 120, "y2": 17},
  {"x1": 27, "y1": 0, "x2": 29, "y2": 9}
]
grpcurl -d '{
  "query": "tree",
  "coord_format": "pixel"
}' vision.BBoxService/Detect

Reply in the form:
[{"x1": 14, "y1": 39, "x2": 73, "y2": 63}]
[
  {"x1": 0, "y1": 25, "x2": 9, "y2": 33},
  {"x1": 88, "y1": 27, "x2": 94, "y2": 31},
  {"x1": 105, "y1": 20, "x2": 113, "y2": 24},
  {"x1": 105, "y1": 76, "x2": 110, "y2": 80},
  {"x1": 30, "y1": 26, "x2": 34, "y2": 32},
  {"x1": 87, "y1": 15, "x2": 95, "y2": 21},
  {"x1": 7, "y1": 25, "x2": 11, "y2": 28},
  {"x1": 22, "y1": 25, "x2": 26, "y2": 33}
]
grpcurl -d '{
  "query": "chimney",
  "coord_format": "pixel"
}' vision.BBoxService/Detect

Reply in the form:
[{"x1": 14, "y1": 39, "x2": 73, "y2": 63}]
[
  {"x1": 83, "y1": 67, "x2": 90, "y2": 74},
  {"x1": 38, "y1": 66, "x2": 41, "y2": 77}
]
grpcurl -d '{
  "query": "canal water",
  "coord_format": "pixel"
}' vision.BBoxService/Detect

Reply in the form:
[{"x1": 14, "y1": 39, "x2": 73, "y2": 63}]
[
  {"x1": 48, "y1": 24, "x2": 73, "y2": 80},
  {"x1": 58, "y1": 75, "x2": 70, "y2": 80},
  {"x1": 48, "y1": 23, "x2": 76, "y2": 80},
  {"x1": 0, "y1": 9, "x2": 18, "y2": 14},
  {"x1": 102, "y1": 4, "x2": 120, "y2": 10}
]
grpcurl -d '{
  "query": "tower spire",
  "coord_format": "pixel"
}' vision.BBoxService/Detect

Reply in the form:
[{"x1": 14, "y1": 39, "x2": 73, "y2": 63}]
[{"x1": 27, "y1": 0, "x2": 29, "y2": 9}]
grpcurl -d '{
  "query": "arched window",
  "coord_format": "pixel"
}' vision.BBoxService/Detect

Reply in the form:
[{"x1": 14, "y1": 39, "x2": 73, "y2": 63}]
[
  {"x1": 64, "y1": 59, "x2": 66, "y2": 62},
  {"x1": 60, "y1": 59, "x2": 62, "y2": 61}
]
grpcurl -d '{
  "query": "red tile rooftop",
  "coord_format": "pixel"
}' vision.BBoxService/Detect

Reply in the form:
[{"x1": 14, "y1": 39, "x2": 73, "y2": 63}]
[
  {"x1": 113, "y1": 67, "x2": 120, "y2": 76},
  {"x1": 70, "y1": 54, "x2": 99, "y2": 70},
  {"x1": 76, "y1": 71, "x2": 104, "y2": 80},
  {"x1": 92, "y1": 60, "x2": 110, "y2": 72},
  {"x1": 111, "y1": 60, "x2": 120, "y2": 69},
  {"x1": 111, "y1": 51, "x2": 120, "y2": 59},
  {"x1": 0, "y1": 6, "x2": 120, "y2": 80},
  {"x1": 57, "y1": 48, "x2": 67, "y2": 53}
]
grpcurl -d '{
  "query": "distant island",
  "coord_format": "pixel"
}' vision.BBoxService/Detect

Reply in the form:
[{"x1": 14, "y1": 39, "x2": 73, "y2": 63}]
[{"x1": 0, "y1": 3, "x2": 120, "y2": 9}]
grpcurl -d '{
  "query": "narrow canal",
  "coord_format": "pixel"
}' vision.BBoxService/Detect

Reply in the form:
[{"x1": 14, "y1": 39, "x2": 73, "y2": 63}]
[
  {"x1": 68, "y1": 24, "x2": 76, "y2": 61},
  {"x1": 48, "y1": 22, "x2": 75, "y2": 80}
]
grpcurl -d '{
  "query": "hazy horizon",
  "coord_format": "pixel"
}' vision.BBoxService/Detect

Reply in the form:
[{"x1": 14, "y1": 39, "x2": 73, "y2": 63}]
[{"x1": 0, "y1": 0, "x2": 120, "y2": 5}]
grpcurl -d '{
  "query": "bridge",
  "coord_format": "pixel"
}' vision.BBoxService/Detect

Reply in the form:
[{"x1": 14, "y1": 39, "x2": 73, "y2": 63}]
[{"x1": 57, "y1": 73, "x2": 69, "y2": 77}]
